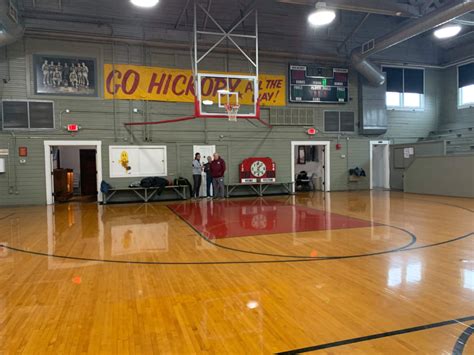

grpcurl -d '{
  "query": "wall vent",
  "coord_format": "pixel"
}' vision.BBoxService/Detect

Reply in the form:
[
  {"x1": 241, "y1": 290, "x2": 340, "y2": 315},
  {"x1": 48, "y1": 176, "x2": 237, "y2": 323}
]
[
  {"x1": 361, "y1": 39, "x2": 375, "y2": 54},
  {"x1": 324, "y1": 111, "x2": 355, "y2": 132},
  {"x1": 270, "y1": 107, "x2": 315, "y2": 126}
]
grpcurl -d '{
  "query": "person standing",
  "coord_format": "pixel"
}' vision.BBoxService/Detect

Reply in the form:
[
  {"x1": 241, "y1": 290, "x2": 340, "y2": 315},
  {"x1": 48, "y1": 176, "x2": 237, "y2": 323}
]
[
  {"x1": 192, "y1": 153, "x2": 202, "y2": 199},
  {"x1": 203, "y1": 156, "x2": 213, "y2": 199},
  {"x1": 210, "y1": 152, "x2": 226, "y2": 199}
]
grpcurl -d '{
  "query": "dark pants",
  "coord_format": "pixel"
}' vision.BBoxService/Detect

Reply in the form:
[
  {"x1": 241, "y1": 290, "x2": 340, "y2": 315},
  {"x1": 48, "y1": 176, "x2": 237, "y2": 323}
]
[
  {"x1": 212, "y1": 177, "x2": 225, "y2": 198},
  {"x1": 192, "y1": 174, "x2": 202, "y2": 198},
  {"x1": 206, "y1": 175, "x2": 213, "y2": 197}
]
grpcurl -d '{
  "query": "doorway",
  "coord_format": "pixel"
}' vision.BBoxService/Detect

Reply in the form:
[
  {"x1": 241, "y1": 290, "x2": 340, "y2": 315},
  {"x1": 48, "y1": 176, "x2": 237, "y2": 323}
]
[
  {"x1": 80, "y1": 149, "x2": 98, "y2": 196},
  {"x1": 370, "y1": 140, "x2": 390, "y2": 190},
  {"x1": 44, "y1": 140, "x2": 103, "y2": 205},
  {"x1": 291, "y1": 141, "x2": 331, "y2": 193}
]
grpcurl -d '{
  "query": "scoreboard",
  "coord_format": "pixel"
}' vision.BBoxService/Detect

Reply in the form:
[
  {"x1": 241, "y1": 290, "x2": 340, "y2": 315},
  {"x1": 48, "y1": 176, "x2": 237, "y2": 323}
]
[{"x1": 289, "y1": 64, "x2": 349, "y2": 104}]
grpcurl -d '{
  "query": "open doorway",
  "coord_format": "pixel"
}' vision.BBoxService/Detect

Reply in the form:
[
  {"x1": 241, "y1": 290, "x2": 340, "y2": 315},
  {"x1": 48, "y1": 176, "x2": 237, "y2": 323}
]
[
  {"x1": 370, "y1": 140, "x2": 390, "y2": 190},
  {"x1": 291, "y1": 141, "x2": 331, "y2": 193},
  {"x1": 44, "y1": 141, "x2": 103, "y2": 205}
]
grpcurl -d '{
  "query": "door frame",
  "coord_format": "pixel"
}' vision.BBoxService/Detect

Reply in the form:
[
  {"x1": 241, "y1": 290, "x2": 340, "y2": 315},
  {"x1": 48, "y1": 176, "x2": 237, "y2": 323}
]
[
  {"x1": 291, "y1": 141, "x2": 331, "y2": 192},
  {"x1": 369, "y1": 140, "x2": 390, "y2": 190},
  {"x1": 44, "y1": 140, "x2": 103, "y2": 204}
]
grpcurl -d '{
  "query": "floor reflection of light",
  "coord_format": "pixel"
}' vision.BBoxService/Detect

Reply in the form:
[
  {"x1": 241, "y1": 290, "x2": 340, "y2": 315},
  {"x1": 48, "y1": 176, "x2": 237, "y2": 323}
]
[
  {"x1": 246, "y1": 300, "x2": 259, "y2": 309},
  {"x1": 406, "y1": 262, "x2": 422, "y2": 283},
  {"x1": 388, "y1": 267, "x2": 402, "y2": 287},
  {"x1": 463, "y1": 269, "x2": 474, "y2": 290}
]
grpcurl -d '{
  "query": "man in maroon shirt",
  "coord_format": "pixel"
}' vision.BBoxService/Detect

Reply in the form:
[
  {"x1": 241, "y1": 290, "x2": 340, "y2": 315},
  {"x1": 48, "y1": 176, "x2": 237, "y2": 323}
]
[{"x1": 210, "y1": 152, "x2": 226, "y2": 199}]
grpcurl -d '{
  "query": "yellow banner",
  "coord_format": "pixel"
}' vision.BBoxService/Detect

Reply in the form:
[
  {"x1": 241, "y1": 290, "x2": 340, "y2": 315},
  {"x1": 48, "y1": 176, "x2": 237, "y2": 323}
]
[{"x1": 104, "y1": 64, "x2": 285, "y2": 106}]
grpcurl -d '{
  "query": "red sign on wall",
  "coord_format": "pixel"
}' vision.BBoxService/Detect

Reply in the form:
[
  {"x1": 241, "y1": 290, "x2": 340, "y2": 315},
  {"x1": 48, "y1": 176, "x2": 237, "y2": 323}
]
[{"x1": 18, "y1": 147, "x2": 28, "y2": 157}]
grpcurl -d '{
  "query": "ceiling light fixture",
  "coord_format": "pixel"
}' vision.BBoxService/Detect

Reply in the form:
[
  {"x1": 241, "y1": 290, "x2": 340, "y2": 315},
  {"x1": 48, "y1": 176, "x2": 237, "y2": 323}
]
[
  {"x1": 203, "y1": 100, "x2": 214, "y2": 106},
  {"x1": 130, "y1": 0, "x2": 159, "y2": 8},
  {"x1": 308, "y1": 2, "x2": 336, "y2": 27},
  {"x1": 434, "y1": 24, "x2": 462, "y2": 39}
]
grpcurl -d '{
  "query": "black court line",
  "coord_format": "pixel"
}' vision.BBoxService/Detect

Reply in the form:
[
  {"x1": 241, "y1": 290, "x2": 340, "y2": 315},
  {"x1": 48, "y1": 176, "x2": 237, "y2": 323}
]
[
  {"x1": 276, "y1": 316, "x2": 474, "y2": 354},
  {"x1": 0, "y1": 213, "x2": 15, "y2": 221},
  {"x1": 0, "y1": 230, "x2": 471, "y2": 266},
  {"x1": 453, "y1": 323, "x2": 474, "y2": 355},
  {"x1": 0, "y1": 202, "x2": 472, "y2": 265},
  {"x1": 167, "y1": 205, "x2": 418, "y2": 260}
]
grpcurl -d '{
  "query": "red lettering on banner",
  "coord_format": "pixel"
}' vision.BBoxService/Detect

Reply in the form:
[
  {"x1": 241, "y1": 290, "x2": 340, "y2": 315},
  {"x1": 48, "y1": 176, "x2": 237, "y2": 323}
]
[
  {"x1": 163, "y1": 74, "x2": 172, "y2": 95},
  {"x1": 244, "y1": 81, "x2": 253, "y2": 93},
  {"x1": 122, "y1": 70, "x2": 140, "y2": 95},
  {"x1": 148, "y1": 73, "x2": 167, "y2": 94},
  {"x1": 201, "y1": 78, "x2": 213, "y2": 96},
  {"x1": 171, "y1": 74, "x2": 187, "y2": 96},
  {"x1": 276, "y1": 80, "x2": 282, "y2": 89},
  {"x1": 106, "y1": 70, "x2": 122, "y2": 94},
  {"x1": 212, "y1": 78, "x2": 227, "y2": 97},
  {"x1": 185, "y1": 76, "x2": 195, "y2": 96},
  {"x1": 229, "y1": 79, "x2": 242, "y2": 93}
]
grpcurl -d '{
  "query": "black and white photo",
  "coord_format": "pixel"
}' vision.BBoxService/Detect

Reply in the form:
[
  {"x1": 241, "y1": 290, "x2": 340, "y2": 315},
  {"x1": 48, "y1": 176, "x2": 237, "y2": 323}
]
[{"x1": 33, "y1": 55, "x2": 97, "y2": 96}]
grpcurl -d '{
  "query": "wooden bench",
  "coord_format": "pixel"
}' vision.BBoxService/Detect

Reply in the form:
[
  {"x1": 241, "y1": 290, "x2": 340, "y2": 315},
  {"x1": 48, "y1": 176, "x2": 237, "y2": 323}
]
[
  {"x1": 225, "y1": 182, "x2": 294, "y2": 198},
  {"x1": 102, "y1": 185, "x2": 188, "y2": 204}
]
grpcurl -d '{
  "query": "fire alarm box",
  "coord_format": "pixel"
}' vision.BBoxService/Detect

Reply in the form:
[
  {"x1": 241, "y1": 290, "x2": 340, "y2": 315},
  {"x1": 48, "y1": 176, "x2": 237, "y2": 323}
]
[{"x1": 239, "y1": 157, "x2": 276, "y2": 183}]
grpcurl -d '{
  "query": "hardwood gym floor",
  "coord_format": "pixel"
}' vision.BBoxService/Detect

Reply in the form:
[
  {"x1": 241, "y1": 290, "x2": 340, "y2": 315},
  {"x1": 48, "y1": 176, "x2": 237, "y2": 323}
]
[{"x1": 0, "y1": 191, "x2": 472, "y2": 354}]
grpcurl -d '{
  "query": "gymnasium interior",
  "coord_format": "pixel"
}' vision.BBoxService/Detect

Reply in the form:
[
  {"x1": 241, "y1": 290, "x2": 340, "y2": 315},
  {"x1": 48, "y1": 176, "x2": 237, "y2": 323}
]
[{"x1": 0, "y1": 0, "x2": 473, "y2": 353}]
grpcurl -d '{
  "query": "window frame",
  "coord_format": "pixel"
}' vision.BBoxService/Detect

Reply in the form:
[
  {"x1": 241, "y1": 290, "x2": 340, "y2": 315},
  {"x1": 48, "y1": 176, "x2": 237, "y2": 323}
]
[
  {"x1": 1, "y1": 99, "x2": 56, "y2": 131},
  {"x1": 382, "y1": 66, "x2": 425, "y2": 112},
  {"x1": 457, "y1": 60, "x2": 474, "y2": 109}
]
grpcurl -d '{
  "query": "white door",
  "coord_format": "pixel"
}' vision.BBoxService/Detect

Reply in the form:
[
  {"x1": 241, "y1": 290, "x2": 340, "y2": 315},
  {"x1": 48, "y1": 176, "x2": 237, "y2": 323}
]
[
  {"x1": 372, "y1": 144, "x2": 390, "y2": 189},
  {"x1": 193, "y1": 145, "x2": 216, "y2": 197}
]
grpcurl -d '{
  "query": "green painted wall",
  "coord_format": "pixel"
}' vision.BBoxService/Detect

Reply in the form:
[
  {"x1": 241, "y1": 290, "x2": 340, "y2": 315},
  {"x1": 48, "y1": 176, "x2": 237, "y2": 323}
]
[
  {"x1": 0, "y1": 38, "x2": 444, "y2": 205},
  {"x1": 405, "y1": 154, "x2": 474, "y2": 197}
]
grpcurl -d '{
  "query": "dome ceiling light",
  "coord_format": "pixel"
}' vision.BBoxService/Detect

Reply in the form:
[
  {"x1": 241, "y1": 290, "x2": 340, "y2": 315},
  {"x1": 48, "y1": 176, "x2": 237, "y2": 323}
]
[
  {"x1": 434, "y1": 24, "x2": 462, "y2": 39},
  {"x1": 308, "y1": 2, "x2": 336, "y2": 27},
  {"x1": 130, "y1": 0, "x2": 159, "y2": 8}
]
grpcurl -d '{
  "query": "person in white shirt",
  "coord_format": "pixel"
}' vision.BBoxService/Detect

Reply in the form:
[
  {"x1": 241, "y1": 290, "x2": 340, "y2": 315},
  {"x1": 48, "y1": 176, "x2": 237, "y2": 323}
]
[{"x1": 192, "y1": 153, "x2": 202, "y2": 199}]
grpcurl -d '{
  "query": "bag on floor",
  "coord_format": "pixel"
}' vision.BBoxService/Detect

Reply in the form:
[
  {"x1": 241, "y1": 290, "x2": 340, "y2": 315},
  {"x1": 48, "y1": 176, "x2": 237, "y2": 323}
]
[{"x1": 100, "y1": 180, "x2": 112, "y2": 193}]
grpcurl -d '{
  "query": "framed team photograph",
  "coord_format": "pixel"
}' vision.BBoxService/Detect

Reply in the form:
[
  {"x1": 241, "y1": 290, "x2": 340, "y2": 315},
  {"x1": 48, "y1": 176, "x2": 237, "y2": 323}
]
[{"x1": 33, "y1": 54, "x2": 98, "y2": 97}]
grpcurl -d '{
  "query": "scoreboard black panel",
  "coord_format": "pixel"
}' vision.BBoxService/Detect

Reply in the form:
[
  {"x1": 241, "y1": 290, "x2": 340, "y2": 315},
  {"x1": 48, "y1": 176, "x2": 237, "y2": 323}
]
[{"x1": 289, "y1": 64, "x2": 349, "y2": 104}]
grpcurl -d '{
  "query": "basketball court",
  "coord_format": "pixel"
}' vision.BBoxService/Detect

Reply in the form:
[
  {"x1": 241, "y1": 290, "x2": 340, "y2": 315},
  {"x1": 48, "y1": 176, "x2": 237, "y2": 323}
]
[{"x1": 0, "y1": 0, "x2": 473, "y2": 353}]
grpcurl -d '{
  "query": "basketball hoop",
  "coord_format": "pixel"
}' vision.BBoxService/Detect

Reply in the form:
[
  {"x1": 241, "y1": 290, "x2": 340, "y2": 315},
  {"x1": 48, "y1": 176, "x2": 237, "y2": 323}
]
[{"x1": 224, "y1": 103, "x2": 240, "y2": 122}]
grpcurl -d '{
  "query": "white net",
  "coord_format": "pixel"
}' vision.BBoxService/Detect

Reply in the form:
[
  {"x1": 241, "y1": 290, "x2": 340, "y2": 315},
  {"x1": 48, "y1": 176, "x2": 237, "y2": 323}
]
[{"x1": 225, "y1": 104, "x2": 240, "y2": 122}]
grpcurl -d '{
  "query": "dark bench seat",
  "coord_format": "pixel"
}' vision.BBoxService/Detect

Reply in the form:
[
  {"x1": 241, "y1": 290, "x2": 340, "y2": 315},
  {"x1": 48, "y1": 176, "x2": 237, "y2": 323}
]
[
  {"x1": 102, "y1": 185, "x2": 188, "y2": 204},
  {"x1": 225, "y1": 182, "x2": 294, "y2": 198}
]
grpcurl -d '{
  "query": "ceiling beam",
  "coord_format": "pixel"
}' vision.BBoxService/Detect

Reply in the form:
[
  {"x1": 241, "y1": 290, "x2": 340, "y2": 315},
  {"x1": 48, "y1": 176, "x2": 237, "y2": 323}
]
[
  {"x1": 276, "y1": 0, "x2": 421, "y2": 17},
  {"x1": 337, "y1": 13, "x2": 370, "y2": 54}
]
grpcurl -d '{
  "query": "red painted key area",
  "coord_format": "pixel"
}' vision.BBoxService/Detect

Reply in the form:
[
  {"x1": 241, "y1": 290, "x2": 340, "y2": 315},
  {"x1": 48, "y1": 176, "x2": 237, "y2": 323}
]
[{"x1": 168, "y1": 199, "x2": 376, "y2": 239}]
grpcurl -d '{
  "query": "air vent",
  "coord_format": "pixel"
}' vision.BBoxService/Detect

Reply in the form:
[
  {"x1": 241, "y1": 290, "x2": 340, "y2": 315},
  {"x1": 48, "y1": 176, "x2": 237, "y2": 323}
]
[
  {"x1": 270, "y1": 107, "x2": 315, "y2": 126},
  {"x1": 362, "y1": 39, "x2": 375, "y2": 54},
  {"x1": 324, "y1": 111, "x2": 355, "y2": 133}
]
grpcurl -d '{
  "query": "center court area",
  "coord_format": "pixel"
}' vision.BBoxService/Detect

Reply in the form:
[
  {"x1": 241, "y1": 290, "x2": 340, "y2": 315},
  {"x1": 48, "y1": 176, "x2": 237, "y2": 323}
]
[{"x1": 0, "y1": 191, "x2": 473, "y2": 353}]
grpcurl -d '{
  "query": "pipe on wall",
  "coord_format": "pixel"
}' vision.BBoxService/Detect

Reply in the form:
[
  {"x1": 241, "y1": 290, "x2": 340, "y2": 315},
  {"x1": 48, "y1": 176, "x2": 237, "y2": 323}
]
[{"x1": 351, "y1": 0, "x2": 474, "y2": 85}]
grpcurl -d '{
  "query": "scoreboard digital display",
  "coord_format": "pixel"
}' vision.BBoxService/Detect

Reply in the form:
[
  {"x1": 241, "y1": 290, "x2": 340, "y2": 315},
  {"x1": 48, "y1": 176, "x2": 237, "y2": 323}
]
[{"x1": 289, "y1": 64, "x2": 349, "y2": 104}]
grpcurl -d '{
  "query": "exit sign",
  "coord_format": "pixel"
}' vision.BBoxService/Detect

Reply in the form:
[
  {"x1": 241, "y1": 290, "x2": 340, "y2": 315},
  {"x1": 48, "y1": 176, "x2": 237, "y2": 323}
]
[{"x1": 67, "y1": 124, "x2": 79, "y2": 132}]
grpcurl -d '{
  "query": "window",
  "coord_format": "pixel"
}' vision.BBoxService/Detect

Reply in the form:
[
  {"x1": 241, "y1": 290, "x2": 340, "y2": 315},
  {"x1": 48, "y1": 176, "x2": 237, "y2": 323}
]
[
  {"x1": 458, "y1": 62, "x2": 474, "y2": 108},
  {"x1": 383, "y1": 67, "x2": 424, "y2": 110},
  {"x1": 1, "y1": 100, "x2": 55, "y2": 130},
  {"x1": 324, "y1": 111, "x2": 355, "y2": 132}
]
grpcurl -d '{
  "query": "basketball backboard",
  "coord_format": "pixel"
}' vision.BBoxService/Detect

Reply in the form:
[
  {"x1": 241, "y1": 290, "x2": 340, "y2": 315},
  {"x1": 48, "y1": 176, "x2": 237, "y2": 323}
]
[{"x1": 195, "y1": 73, "x2": 259, "y2": 118}]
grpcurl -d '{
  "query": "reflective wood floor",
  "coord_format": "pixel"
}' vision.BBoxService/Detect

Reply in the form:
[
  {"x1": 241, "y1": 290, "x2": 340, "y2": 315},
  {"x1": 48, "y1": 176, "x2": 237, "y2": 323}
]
[{"x1": 0, "y1": 191, "x2": 473, "y2": 354}]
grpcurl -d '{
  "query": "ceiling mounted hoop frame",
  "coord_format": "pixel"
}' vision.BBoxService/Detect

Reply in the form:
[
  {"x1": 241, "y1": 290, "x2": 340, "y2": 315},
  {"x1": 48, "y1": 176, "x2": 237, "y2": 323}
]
[{"x1": 192, "y1": 0, "x2": 260, "y2": 119}]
